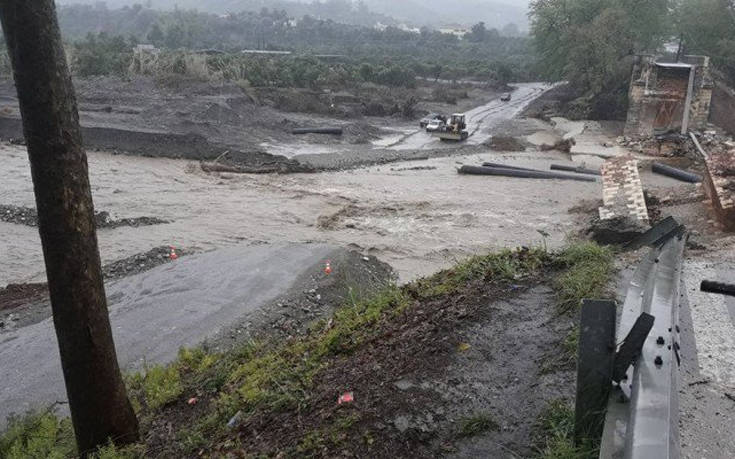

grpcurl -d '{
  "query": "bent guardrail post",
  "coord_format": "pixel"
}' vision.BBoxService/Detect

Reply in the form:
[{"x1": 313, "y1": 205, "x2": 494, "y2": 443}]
[{"x1": 575, "y1": 299, "x2": 617, "y2": 444}]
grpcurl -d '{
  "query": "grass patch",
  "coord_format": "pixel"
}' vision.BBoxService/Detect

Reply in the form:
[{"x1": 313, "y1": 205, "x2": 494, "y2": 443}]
[
  {"x1": 457, "y1": 413, "x2": 499, "y2": 438},
  {"x1": 295, "y1": 414, "x2": 360, "y2": 456},
  {"x1": 535, "y1": 400, "x2": 598, "y2": 459},
  {"x1": 0, "y1": 412, "x2": 75, "y2": 459},
  {"x1": 0, "y1": 411, "x2": 144, "y2": 459},
  {"x1": 554, "y1": 242, "x2": 614, "y2": 314},
  {"x1": 409, "y1": 247, "x2": 550, "y2": 299}
]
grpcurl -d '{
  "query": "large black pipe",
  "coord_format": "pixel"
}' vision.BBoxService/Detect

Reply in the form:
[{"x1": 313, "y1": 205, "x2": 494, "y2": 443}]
[
  {"x1": 550, "y1": 164, "x2": 602, "y2": 176},
  {"x1": 701, "y1": 280, "x2": 735, "y2": 297},
  {"x1": 292, "y1": 127, "x2": 343, "y2": 135},
  {"x1": 482, "y1": 162, "x2": 541, "y2": 172},
  {"x1": 458, "y1": 165, "x2": 597, "y2": 182},
  {"x1": 651, "y1": 162, "x2": 702, "y2": 183}
]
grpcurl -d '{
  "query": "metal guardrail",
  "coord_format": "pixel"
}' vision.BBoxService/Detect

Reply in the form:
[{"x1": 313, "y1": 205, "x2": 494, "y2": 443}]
[{"x1": 598, "y1": 232, "x2": 686, "y2": 458}]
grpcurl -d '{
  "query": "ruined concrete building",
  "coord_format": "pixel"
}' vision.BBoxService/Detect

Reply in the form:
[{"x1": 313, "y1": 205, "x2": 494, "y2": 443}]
[{"x1": 624, "y1": 55, "x2": 713, "y2": 138}]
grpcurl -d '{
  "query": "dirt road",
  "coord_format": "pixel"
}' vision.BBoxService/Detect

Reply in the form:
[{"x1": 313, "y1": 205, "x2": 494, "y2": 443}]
[{"x1": 378, "y1": 83, "x2": 551, "y2": 151}]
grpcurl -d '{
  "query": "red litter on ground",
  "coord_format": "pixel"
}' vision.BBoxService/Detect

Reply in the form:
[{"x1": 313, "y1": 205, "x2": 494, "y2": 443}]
[
  {"x1": 187, "y1": 397, "x2": 198, "y2": 406},
  {"x1": 324, "y1": 260, "x2": 332, "y2": 275},
  {"x1": 169, "y1": 246, "x2": 178, "y2": 260},
  {"x1": 337, "y1": 392, "x2": 354, "y2": 405}
]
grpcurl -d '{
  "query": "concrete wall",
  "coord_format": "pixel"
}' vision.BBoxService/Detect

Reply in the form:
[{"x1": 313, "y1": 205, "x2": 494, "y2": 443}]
[{"x1": 710, "y1": 81, "x2": 735, "y2": 135}]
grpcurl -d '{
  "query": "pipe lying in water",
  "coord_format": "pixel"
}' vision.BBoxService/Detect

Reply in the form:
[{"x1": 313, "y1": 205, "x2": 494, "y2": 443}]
[
  {"x1": 458, "y1": 165, "x2": 597, "y2": 182},
  {"x1": 550, "y1": 164, "x2": 602, "y2": 176}
]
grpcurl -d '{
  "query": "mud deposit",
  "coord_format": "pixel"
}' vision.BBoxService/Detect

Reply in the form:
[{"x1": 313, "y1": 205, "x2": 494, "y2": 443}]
[
  {"x1": 0, "y1": 246, "x2": 186, "y2": 330},
  {"x1": 0, "y1": 204, "x2": 168, "y2": 229}
]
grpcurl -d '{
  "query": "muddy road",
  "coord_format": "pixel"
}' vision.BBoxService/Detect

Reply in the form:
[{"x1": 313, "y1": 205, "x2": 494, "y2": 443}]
[{"x1": 374, "y1": 83, "x2": 551, "y2": 151}]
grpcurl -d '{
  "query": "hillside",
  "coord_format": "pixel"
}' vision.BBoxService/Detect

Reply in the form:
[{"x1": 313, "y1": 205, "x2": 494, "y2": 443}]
[{"x1": 56, "y1": 0, "x2": 529, "y2": 29}]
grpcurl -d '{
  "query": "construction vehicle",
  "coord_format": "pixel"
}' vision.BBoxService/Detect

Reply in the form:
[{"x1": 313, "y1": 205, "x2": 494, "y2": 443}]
[{"x1": 433, "y1": 113, "x2": 468, "y2": 141}]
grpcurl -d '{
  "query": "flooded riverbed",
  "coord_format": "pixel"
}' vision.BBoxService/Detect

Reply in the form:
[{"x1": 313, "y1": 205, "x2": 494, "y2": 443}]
[{"x1": 1, "y1": 143, "x2": 598, "y2": 285}]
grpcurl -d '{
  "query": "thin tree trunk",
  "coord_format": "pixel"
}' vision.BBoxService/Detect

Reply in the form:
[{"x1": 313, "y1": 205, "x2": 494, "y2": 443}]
[{"x1": 0, "y1": 1, "x2": 139, "y2": 455}]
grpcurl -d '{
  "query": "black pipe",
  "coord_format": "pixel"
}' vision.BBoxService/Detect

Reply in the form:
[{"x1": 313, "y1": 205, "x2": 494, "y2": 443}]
[
  {"x1": 701, "y1": 280, "x2": 735, "y2": 297},
  {"x1": 482, "y1": 162, "x2": 541, "y2": 172},
  {"x1": 292, "y1": 127, "x2": 343, "y2": 135},
  {"x1": 458, "y1": 165, "x2": 597, "y2": 182},
  {"x1": 550, "y1": 164, "x2": 602, "y2": 176},
  {"x1": 652, "y1": 162, "x2": 702, "y2": 183}
]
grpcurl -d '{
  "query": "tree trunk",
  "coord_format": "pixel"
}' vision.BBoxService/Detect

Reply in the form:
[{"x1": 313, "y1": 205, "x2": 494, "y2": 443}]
[{"x1": 0, "y1": 1, "x2": 139, "y2": 455}]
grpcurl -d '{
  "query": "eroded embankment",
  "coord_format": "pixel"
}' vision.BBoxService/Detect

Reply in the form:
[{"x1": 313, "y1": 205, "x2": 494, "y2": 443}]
[
  {"x1": 0, "y1": 243, "x2": 614, "y2": 458},
  {"x1": 0, "y1": 116, "x2": 310, "y2": 173}
]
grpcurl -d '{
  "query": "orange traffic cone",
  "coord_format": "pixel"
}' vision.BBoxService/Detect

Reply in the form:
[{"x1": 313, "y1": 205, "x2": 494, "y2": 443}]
[
  {"x1": 169, "y1": 246, "x2": 178, "y2": 260},
  {"x1": 324, "y1": 260, "x2": 332, "y2": 275}
]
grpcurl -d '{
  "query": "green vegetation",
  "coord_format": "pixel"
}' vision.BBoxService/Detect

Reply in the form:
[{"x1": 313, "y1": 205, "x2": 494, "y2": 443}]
[
  {"x1": 457, "y1": 413, "x2": 499, "y2": 438},
  {"x1": 0, "y1": 412, "x2": 75, "y2": 459},
  {"x1": 676, "y1": 0, "x2": 735, "y2": 83},
  {"x1": 530, "y1": 0, "x2": 671, "y2": 118},
  {"x1": 0, "y1": 411, "x2": 143, "y2": 459},
  {"x1": 535, "y1": 400, "x2": 598, "y2": 459},
  {"x1": 296, "y1": 414, "x2": 360, "y2": 455},
  {"x1": 408, "y1": 247, "x2": 549, "y2": 299},
  {"x1": 47, "y1": 5, "x2": 537, "y2": 86},
  {"x1": 555, "y1": 242, "x2": 615, "y2": 314},
  {"x1": 71, "y1": 32, "x2": 136, "y2": 77},
  {"x1": 1, "y1": 242, "x2": 615, "y2": 457}
]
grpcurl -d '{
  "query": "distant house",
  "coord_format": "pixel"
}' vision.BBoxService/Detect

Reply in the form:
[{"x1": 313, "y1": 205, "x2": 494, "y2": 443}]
[
  {"x1": 397, "y1": 23, "x2": 421, "y2": 34},
  {"x1": 438, "y1": 25, "x2": 470, "y2": 38}
]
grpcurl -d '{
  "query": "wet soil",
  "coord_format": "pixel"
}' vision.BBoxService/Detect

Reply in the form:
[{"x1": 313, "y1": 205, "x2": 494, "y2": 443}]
[
  {"x1": 0, "y1": 246, "x2": 187, "y2": 331},
  {"x1": 0, "y1": 77, "x2": 504, "y2": 173},
  {"x1": 208, "y1": 249, "x2": 396, "y2": 352},
  {"x1": 0, "y1": 204, "x2": 169, "y2": 229},
  {"x1": 146, "y1": 254, "x2": 575, "y2": 458}
]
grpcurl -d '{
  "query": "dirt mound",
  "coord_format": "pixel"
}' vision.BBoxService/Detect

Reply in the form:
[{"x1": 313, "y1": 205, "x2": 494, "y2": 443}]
[
  {"x1": 483, "y1": 135, "x2": 527, "y2": 151},
  {"x1": 0, "y1": 283, "x2": 47, "y2": 313},
  {"x1": 102, "y1": 246, "x2": 187, "y2": 280}
]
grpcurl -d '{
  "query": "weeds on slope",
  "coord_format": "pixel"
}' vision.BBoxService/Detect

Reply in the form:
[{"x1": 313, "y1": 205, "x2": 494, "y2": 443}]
[
  {"x1": 1, "y1": 242, "x2": 614, "y2": 458},
  {"x1": 534, "y1": 400, "x2": 598, "y2": 459}
]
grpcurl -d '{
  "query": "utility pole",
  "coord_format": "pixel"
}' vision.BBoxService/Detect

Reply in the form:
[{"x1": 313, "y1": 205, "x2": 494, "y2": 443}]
[{"x1": 0, "y1": 1, "x2": 139, "y2": 456}]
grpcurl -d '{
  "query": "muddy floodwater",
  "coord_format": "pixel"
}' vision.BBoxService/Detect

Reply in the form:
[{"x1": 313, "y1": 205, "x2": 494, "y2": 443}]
[{"x1": 1, "y1": 141, "x2": 598, "y2": 285}]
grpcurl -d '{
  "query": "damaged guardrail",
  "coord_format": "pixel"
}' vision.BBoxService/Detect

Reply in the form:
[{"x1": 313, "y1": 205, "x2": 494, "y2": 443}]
[{"x1": 574, "y1": 218, "x2": 686, "y2": 458}]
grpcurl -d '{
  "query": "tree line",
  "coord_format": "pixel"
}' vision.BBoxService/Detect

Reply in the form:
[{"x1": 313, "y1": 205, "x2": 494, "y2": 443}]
[
  {"x1": 50, "y1": 4, "x2": 535, "y2": 87},
  {"x1": 530, "y1": 0, "x2": 735, "y2": 117}
]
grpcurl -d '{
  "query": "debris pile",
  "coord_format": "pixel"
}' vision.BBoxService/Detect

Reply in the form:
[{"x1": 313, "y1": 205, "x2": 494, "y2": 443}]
[
  {"x1": 617, "y1": 134, "x2": 692, "y2": 157},
  {"x1": 702, "y1": 145, "x2": 735, "y2": 231},
  {"x1": 102, "y1": 246, "x2": 186, "y2": 280},
  {"x1": 483, "y1": 135, "x2": 527, "y2": 151}
]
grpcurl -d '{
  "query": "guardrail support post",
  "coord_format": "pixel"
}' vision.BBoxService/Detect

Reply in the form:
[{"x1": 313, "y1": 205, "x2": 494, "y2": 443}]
[{"x1": 575, "y1": 299, "x2": 617, "y2": 444}]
